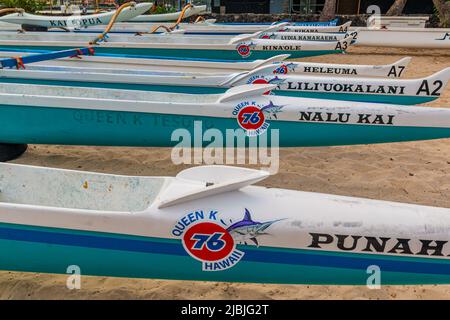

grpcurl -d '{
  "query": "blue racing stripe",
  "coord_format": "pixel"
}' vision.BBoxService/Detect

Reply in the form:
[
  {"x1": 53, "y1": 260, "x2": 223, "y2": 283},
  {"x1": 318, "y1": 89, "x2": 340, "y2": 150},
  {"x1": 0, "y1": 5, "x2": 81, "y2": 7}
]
[
  {"x1": 243, "y1": 247, "x2": 450, "y2": 275},
  {"x1": 0, "y1": 48, "x2": 262, "y2": 63},
  {"x1": 0, "y1": 225, "x2": 186, "y2": 256},
  {"x1": 0, "y1": 224, "x2": 449, "y2": 275}
]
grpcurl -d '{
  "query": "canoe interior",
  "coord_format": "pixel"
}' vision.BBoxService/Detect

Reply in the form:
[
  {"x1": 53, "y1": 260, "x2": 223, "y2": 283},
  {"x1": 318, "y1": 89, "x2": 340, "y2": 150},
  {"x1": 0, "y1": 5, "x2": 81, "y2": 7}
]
[
  {"x1": 0, "y1": 32, "x2": 238, "y2": 45},
  {"x1": 23, "y1": 64, "x2": 234, "y2": 77},
  {"x1": 0, "y1": 165, "x2": 168, "y2": 211},
  {"x1": 0, "y1": 83, "x2": 220, "y2": 104}
]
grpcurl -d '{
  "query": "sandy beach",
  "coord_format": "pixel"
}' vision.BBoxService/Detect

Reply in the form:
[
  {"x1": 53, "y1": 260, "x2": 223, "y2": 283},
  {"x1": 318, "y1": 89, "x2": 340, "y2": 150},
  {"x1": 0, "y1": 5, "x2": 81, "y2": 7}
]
[{"x1": 3, "y1": 46, "x2": 450, "y2": 299}]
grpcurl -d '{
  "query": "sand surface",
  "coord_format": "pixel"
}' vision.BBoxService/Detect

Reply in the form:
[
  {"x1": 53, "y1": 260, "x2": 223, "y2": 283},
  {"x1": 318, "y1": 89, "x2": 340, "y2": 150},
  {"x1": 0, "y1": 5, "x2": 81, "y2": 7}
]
[{"x1": 3, "y1": 47, "x2": 450, "y2": 299}]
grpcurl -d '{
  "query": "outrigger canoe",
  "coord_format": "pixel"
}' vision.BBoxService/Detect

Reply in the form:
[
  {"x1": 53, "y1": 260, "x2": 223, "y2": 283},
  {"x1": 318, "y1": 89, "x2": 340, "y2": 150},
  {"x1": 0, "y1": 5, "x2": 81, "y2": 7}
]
[
  {"x1": 258, "y1": 30, "x2": 358, "y2": 42},
  {"x1": 0, "y1": 32, "x2": 353, "y2": 60},
  {"x1": 0, "y1": 18, "x2": 339, "y2": 32},
  {"x1": 0, "y1": 49, "x2": 411, "y2": 77},
  {"x1": 353, "y1": 27, "x2": 450, "y2": 49},
  {"x1": 212, "y1": 18, "x2": 339, "y2": 27},
  {"x1": 1, "y1": 83, "x2": 450, "y2": 147},
  {"x1": 0, "y1": 49, "x2": 291, "y2": 73},
  {"x1": 0, "y1": 14, "x2": 349, "y2": 35},
  {"x1": 1, "y1": 163, "x2": 450, "y2": 285},
  {"x1": 3, "y1": 57, "x2": 446, "y2": 104},
  {"x1": 278, "y1": 21, "x2": 351, "y2": 33},
  {"x1": 87, "y1": 21, "x2": 352, "y2": 35},
  {"x1": 93, "y1": 21, "x2": 351, "y2": 35},
  {"x1": 0, "y1": 3, "x2": 152, "y2": 29},
  {"x1": 128, "y1": 5, "x2": 207, "y2": 22}
]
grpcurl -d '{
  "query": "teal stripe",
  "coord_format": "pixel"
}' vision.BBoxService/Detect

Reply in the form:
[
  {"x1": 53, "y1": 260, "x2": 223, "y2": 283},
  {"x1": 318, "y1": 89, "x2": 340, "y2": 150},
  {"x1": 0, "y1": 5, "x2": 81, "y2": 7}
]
[
  {"x1": 0, "y1": 104, "x2": 450, "y2": 147},
  {"x1": 0, "y1": 45, "x2": 339, "y2": 60},
  {"x1": 5, "y1": 239, "x2": 449, "y2": 285},
  {"x1": 0, "y1": 222, "x2": 450, "y2": 285}
]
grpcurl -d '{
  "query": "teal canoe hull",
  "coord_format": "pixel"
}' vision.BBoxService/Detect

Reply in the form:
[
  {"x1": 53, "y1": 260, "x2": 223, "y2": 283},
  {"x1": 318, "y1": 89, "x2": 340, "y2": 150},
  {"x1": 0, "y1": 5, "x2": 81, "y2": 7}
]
[
  {"x1": 0, "y1": 78, "x2": 436, "y2": 105},
  {"x1": 0, "y1": 45, "x2": 341, "y2": 60},
  {"x1": 1, "y1": 222, "x2": 450, "y2": 285},
  {"x1": 0, "y1": 104, "x2": 450, "y2": 147}
]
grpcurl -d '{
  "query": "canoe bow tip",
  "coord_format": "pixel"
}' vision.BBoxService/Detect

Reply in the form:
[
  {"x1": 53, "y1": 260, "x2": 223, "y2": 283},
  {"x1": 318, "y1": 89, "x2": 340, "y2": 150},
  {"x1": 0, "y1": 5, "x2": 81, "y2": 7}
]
[
  {"x1": 426, "y1": 67, "x2": 450, "y2": 86},
  {"x1": 396, "y1": 57, "x2": 412, "y2": 66}
]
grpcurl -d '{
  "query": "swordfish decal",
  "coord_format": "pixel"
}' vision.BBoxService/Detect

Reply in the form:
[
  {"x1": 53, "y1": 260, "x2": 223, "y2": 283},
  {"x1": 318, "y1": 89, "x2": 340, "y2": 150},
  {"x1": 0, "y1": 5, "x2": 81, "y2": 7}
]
[
  {"x1": 226, "y1": 208, "x2": 283, "y2": 246},
  {"x1": 267, "y1": 76, "x2": 286, "y2": 88},
  {"x1": 260, "y1": 101, "x2": 285, "y2": 119}
]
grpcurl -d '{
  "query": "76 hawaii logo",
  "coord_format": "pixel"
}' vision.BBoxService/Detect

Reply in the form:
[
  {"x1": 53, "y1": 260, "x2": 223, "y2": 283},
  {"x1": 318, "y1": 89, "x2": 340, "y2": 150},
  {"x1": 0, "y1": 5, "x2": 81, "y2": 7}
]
[
  {"x1": 182, "y1": 221, "x2": 244, "y2": 271},
  {"x1": 233, "y1": 101, "x2": 269, "y2": 137},
  {"x1": 232, "y1": 100, "x2": 284, "y2": 136},
  {"x1": 172, "y1": 209, "x2": 281, "y2": 272},
  {"x1": 172, "y1": 209, "x2": 244, "y2": 272},
  {"x1": 236, "y1": 42, "x2": 256, "y2": 58}
]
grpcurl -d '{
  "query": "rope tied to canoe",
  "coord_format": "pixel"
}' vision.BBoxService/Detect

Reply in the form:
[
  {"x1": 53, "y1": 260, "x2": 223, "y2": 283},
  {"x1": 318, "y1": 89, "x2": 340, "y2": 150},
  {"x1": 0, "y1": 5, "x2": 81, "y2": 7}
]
[
  {"x1": 70, "y1": 49, "x2": 84, "y2": 59},
  {"x1": 147, "y1": 3, "x2": 193, "y2": 34},
  {"x1": 13, "y1": 57, "x2": 25, "y2": 69},
  {"x1": 89, "y1": 1, "x2": 136, "y2": 45},
  {"x1": 69, "y1": 47, "x2": 96, "y2": 59}
]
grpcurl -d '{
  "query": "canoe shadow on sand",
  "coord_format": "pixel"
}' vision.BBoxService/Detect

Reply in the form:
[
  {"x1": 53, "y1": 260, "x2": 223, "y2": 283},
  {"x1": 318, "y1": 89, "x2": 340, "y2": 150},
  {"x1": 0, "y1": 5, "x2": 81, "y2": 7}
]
[{"x1": 0, "y1": 143, "x2": 28, "y2": 162}]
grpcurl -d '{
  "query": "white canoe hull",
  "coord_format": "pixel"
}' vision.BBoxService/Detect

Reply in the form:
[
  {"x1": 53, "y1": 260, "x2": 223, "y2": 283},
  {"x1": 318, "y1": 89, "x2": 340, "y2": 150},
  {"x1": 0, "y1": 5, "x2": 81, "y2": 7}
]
[
  {"x1": 0, "y1": 163, "x2": 450, "y2": 284},
  {"x1": 0, "y1": 83, "x2": 450, "y2": 147},
  {"x1": 352, "y1": 27, "x2": 450, "y2": 49},
  {"x1": 0, "y1": 50, "x2": 410, "y2": 77},
  {"x1": 108, "y1": 20, "x2": 351, "y2": 34},
  {"x1": 0, "y1": 32, "x2": 353, "y2": 60},
  {"x1": 6, "y1": 20, "x2": 349, "y2": 35},
  {"x1": 258, "y1": 30, "x2": 357, "y2": 42},
  {"x1": 128, "y1": 5, "x2": 207, "y2": 22},
  {"x1": 0, "y1": 3, "x2": 152, "y2": 29},
  {"x1": 0, "y1": 50, "x2": 290, "y2": 73},
  {"x1": 1, "y1": 59, "x2": 444, "y2": 104}
]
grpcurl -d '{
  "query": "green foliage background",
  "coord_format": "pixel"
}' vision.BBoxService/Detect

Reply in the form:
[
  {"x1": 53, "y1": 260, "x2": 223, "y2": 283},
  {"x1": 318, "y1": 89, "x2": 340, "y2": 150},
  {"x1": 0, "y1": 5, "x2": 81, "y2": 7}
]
[
  {"x1": 152, "y1": 5, "x2": 176, "y2": 14},
  {"x1": 0, "y1": 0, "x2": 45, "y2": 13}
]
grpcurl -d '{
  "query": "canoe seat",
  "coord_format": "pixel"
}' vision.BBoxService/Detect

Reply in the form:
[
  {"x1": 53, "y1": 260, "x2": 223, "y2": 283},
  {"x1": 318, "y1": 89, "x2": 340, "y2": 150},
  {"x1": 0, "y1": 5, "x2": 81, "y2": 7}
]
[{"x1": 0, "y1": 164, "x2": 167, "y2": 212}]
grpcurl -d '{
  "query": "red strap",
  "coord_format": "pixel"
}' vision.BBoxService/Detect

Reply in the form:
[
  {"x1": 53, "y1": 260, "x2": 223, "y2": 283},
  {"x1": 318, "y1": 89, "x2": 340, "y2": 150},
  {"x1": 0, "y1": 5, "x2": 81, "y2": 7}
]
[
  {"x1": 70, "y1": 48, "x2": 96, "y2": 59},
  {"x1": 14, "y1": 57, "x2": 25, "y2": 69},
  {"x1": 69, "y1": 48, "x2": 84, "y2": 59}
]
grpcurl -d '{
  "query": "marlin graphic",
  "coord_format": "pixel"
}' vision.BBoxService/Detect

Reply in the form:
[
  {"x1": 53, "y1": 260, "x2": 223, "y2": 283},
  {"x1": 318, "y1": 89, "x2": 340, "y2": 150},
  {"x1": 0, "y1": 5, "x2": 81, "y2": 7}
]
[
  {"x1": 260, "y1": 101, "x2": 285, "y2": 119},
  {"x1": 267, "y1": 76, "x2": 286, "y2": 88},
  {"x1": 282, "y1": 62, "x2": 297, "y2": 72},
  {"x1": 226, "y1": 208, "x2": 283, "y2": 246},
  {"x1": 436, "y1": 33, "x2": 450, "y2": 40}
]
